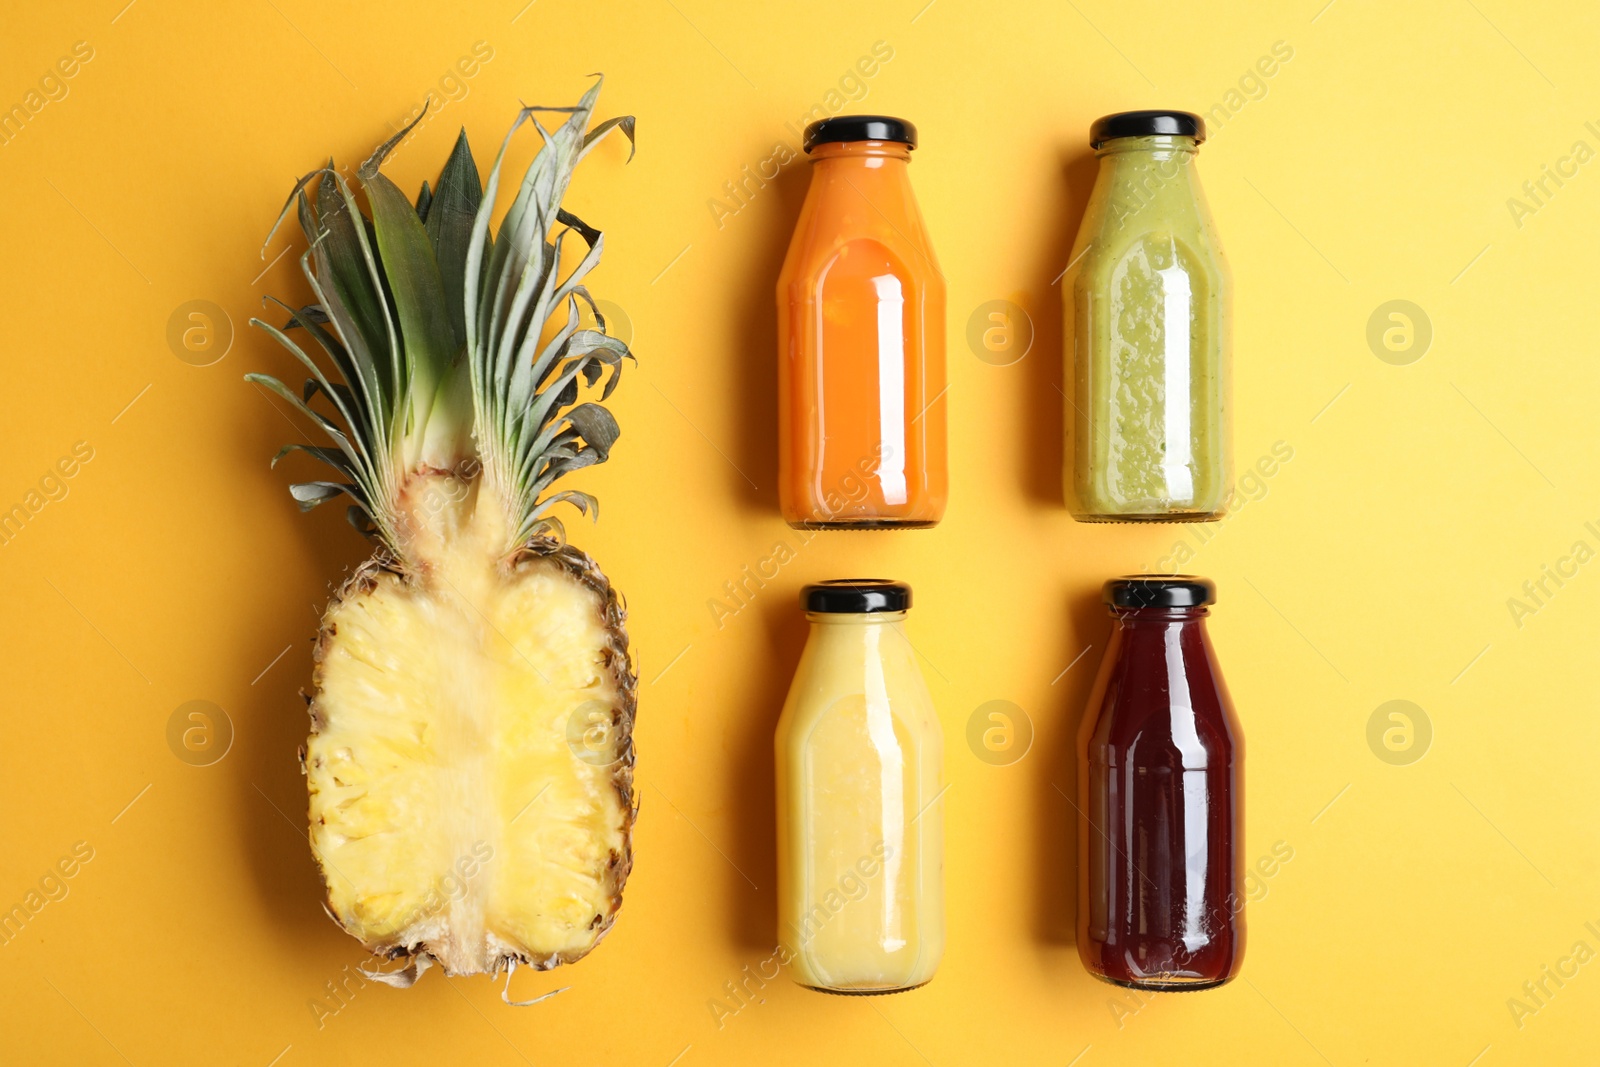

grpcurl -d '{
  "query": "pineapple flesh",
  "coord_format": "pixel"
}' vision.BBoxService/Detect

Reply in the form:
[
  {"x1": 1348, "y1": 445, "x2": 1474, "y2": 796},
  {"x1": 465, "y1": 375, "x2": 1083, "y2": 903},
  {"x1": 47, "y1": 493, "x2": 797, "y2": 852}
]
[
  {"x1": 309, "y1": 479, "x2": 632, "y2": 974},
  {"x1": 249, "y1": 82, "x2": 638, "y2": 984}
]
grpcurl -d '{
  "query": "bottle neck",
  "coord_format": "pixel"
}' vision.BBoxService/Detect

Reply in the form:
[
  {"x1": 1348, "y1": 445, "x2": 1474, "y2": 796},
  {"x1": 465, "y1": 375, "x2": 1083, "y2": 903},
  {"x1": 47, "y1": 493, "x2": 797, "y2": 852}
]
[
  {"x1": 1095, "y1": 134, "x2": 1199, "y2": 160},
  {"x1": 806, "y1": 610, "x2": 908, "y2": 627},
  {"x1": 1109, "y1": 605, "x2": 1210, "y2": 627},
  {"x1": 808, "y1": 140, "x2": 913, "y2": 169},
  {"x1": 1095, "y1": 135, "x2": 1198, "y2": 189},
  {"x1": 1090, "y1": 135, "x2": 1206, "y2": 233}
]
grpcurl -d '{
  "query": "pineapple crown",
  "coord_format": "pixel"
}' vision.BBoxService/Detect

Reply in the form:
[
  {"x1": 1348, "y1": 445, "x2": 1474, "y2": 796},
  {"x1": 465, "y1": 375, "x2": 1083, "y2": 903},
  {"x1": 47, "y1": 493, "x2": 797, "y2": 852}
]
[{"x1": 247, "y1": 78, "x2": 635, "y2": 559}]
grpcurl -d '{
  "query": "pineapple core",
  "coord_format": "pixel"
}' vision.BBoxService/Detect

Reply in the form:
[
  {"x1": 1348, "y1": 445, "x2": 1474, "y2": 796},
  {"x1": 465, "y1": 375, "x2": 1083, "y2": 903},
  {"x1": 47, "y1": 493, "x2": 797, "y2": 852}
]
[{"x1": 305, "y1": 475, "x2": 629, "y2": 975}]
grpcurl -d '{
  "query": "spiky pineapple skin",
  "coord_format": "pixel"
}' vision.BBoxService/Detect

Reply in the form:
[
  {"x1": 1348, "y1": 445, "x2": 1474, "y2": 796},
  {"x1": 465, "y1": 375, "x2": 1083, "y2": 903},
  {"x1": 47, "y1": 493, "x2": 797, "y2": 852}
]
[{"x1": 302, "y1": 538, "x2": 636, "y2": 978}]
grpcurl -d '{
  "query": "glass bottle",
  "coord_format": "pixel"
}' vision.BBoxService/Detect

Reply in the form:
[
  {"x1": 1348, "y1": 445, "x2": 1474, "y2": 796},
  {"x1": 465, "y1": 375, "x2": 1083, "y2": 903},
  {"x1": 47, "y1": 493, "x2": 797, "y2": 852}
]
[
  {"x1": 1065, "y1": 110, "x2": 1231, "y2": 522},
  {"x1": 775, "y1": 580, "x2": 944, "y2": 992},
  {"x1": 777, "y1": 116, "x2": 947, "y2": 529},
  {"x1": 1077, "y1": 576, "x2": 1243, "y2": 989}
]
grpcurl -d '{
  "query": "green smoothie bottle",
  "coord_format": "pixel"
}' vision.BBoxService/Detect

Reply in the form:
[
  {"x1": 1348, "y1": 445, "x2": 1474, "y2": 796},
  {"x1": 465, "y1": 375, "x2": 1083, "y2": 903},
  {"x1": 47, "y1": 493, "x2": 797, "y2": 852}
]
[{"x1": 1065, "y1": 111, "x2": 1231, "y2": 522}]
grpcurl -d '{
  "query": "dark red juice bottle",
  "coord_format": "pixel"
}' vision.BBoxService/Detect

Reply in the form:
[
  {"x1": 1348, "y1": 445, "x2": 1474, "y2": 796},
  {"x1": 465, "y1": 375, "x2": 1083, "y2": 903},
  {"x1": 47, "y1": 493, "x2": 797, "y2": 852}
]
[{"x1": 1076, "y1": 576, "x2": 1243, "y2": 990}]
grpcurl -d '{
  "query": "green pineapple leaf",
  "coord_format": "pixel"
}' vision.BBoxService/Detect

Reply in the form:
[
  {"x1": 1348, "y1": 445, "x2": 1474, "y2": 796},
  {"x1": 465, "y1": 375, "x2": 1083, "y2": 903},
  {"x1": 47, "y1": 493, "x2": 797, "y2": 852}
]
[
  {"x1": 252, "y1": 81, "x2": 634, "y2": 559},
  {"x1": 426, "y1": 129, "x2": 483, "y2": 349}
]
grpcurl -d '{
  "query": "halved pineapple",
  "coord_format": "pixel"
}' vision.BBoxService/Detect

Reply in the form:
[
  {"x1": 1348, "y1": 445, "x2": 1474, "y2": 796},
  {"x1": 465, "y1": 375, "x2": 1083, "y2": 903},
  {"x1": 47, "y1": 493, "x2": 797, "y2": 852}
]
[
  {"x1": 307, "y1": 513, "x2": 633, "y2": 977},
  {"x1": 248, "y1": 81, "x2": 638, "y2": 986}
]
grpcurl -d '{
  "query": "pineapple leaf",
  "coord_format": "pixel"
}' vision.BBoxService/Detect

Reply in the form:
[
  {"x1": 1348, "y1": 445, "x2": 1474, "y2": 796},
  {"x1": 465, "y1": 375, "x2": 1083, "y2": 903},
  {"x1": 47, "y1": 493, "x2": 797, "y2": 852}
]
[
  {"x1": 506, "y1": 235, "x2": 575, "y2": 422},
  {"x1": 463, "y1": 110, "x2": 531, "y2": 425},
  {"x1": 523, "y1": 231, "x2": 605, "y2": 392},
  {"x1": 260, "y1": 167, "x2": 326, "y2": 256},
  {"x1": 565, "y1": 403, "x2": 619, "y2": 457},
  {"x1": 578, "y1": 114, "x2": 636, "y2": 163},
  {"x1": 255, "y1": 83, "x2": 633, "y2": 558},
  {"x1": 290, "y1": 481, "x2": 359, "y2": 511},
  {"x1": 281, "y1": 303, "x2": 332, "y2": 328},
  {"x1": 273, "y1": 443, "x2": 360, "y2": 480},
  {"x1": 556, "y1": 208, "x2": 600, "y2": 246},
  {"x1": 302, "y1": 379, "x2": 361, "y2": 422},
  {"x1": 565, "y1": 330, "x2": 633, "y2": 400},
  {"x1": 536, "y1": 489, "x2": 598, "y2": 521},
  {"x1": 520, "y1": 357, "x2": 594, "y2": 457},
  {"x1": 528, "y1": 448, "x2": 605, "y2": 502},
  {"x1": 480, "y1": 85, "x2": 603, "y2": 394},
  {"x1": 313, "y1": 173, "x2": 400, "y2": 408},
  {"x1": 265, "y1": 296, "x2": 368, "y2": 428},
  {"x1": 425, "y1": 129, "x2": 483, "y2": 349},
  {"x1": 460, "y1": 80, "x2": 637, "y2": 542},
  {"x1": 362, "y1": 163, "x2": 476, "y2": 477},
  {"x1": 360, "y1": 169, "x2": 456, "y2": 409},
  {"x1": 531, "y1": 513, "x2": 566, "y2": 546},
  {"x1": 346, "y1": 504, "x2": 377, "y2": 538},
  {"x1": 527, "y1": 297, "x2": 583, "y2": 397},
  {"x1": 358, "y1": 102, "x2": 429, "y2": 178},
  {"x1": 251, "y1": 315, "x2": 369, "y2": 464},
  {"x1": 298, "y1": 241, "x2": 389, "y2": 454},
  {"x1": 244, "y1": 372, "x2": 367, "y2": 483}
]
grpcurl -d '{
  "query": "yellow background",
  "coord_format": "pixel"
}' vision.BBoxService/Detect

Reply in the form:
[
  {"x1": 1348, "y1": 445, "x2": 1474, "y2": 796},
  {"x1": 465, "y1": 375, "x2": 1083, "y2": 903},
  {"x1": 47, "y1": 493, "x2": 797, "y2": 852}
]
[{"x1": 0, "y1": 0, "x2": 1595, "y2": 1063}]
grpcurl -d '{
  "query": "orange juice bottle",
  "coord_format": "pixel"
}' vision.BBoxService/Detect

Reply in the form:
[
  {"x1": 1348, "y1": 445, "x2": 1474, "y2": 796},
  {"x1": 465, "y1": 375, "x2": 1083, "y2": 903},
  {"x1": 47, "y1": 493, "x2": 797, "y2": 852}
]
[{"x1": 777, "y1": 116, "x2": 947, "y2": 529}]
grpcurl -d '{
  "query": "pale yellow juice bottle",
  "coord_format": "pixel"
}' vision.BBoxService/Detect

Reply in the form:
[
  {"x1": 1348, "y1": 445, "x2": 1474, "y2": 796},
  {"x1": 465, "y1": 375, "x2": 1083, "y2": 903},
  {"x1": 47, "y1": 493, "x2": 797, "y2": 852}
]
[{"x1": 775, "y1": 580, "x2": 944, "y2": 993}]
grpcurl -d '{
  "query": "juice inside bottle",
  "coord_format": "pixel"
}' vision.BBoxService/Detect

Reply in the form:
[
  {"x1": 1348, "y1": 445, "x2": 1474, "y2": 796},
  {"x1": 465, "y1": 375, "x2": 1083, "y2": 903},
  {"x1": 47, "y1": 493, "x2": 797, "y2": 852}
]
[
  {"x1": 775, "y1": 580, "x2": 944, "y2": 992},
  {"x1": 777, "y1": 116, "x2": 947, "y2": 529},
  {"x1": 1064, "y1": 111, "x2": 1231, "y2": 522},
  {"x1": 1077, "y1": 576, "x2": 1244, "y2": 990}
]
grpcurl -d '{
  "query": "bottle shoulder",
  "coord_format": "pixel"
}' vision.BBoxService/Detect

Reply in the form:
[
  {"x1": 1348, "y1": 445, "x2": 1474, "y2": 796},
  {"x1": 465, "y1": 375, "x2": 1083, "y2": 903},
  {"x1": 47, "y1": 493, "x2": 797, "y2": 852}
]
[
  {"x1": 780, "y1": 234, "x2": 944, "y2": 300},
  {"x1": 1069, "y1": 158, "x2": 1227, "y2": 289},
  {"x1": 1069, "y1": 223, "x2": 1229, "y2": 292},
  {"x1": 777, "y1": 626, "x2": 939, "y2": 736},
  {"x1": 1082, "y1": 628, "x2": 1239, "y2": 764},
  {"x1": 780, "y1": 167, "x2": 942, "y2": 291}
]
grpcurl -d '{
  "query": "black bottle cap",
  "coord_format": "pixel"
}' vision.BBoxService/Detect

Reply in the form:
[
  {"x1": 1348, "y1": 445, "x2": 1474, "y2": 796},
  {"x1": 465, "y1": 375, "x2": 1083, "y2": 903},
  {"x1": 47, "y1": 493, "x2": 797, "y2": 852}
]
[
  {"x1": 803, "y1": 115, "x2": 918, "y2": 153},
  {"x1": 803, "y1": 579, "x2": 912, "y2": 614},
  {"x1": 1089, "y1": 110, "x2": 1206, "y2": 148},
  {"x1": 1104, "y1": 575, "x2": 1216, "y2": 609}
]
